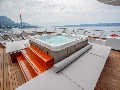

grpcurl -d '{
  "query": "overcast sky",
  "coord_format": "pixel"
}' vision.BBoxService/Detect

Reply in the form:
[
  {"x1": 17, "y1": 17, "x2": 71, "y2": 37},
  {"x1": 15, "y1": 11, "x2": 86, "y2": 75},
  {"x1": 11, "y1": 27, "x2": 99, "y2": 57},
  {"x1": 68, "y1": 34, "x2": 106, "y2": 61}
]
[{"x1": 0, "y1": 0, "x2": 120, "y2": 26}]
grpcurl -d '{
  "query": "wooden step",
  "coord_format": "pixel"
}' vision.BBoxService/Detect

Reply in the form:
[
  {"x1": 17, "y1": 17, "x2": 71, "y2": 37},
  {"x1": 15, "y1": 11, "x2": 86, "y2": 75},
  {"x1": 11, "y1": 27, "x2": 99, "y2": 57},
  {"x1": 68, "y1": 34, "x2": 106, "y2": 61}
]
[
  {"x1": 21, "y1": 48, "x2": 46, "y2": 74},
  {"x1": 29, "y1": 44, "x2": 54, "y2": 69},
  {"x1": 17, "y1": 56, "x2": 38, "y2": 81}
]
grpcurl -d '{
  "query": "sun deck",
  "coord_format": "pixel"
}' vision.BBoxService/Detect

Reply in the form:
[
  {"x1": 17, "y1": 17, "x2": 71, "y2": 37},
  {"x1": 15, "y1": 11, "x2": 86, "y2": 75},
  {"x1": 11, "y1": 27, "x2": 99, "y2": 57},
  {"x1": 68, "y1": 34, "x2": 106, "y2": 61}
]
[
  {"x1": 0, "y1": 29, "x2": 120, "y2": 90},
  {"x1": 0, "y1": 45, "x2": 120, "y2": 90}
]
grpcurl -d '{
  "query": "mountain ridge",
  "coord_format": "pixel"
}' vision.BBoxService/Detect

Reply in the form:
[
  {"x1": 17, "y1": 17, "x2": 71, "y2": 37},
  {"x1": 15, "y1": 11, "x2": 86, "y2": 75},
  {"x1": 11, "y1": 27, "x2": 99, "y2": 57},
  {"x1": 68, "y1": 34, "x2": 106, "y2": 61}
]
[
  {"x1": 0, "y1": 16, "x2": 37, "y2": 29},
  {"x1": 53, "y1": 23, "x2": 120, "y2": 27}
]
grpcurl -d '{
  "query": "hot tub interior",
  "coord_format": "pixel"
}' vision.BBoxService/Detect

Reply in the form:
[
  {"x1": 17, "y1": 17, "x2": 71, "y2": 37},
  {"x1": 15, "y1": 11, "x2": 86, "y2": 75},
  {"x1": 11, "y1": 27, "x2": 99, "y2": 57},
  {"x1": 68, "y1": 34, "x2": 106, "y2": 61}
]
[{"x1": 35, "y1": 34, "x2": 76, "y2": 45}]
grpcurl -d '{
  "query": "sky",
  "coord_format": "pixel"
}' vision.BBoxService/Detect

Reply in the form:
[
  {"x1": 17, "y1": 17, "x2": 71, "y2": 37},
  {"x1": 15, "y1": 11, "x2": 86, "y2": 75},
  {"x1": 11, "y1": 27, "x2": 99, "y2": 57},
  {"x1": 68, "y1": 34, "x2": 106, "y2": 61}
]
[{"x1": 0, "y1": 0, "x2": 120, "y2": 27}]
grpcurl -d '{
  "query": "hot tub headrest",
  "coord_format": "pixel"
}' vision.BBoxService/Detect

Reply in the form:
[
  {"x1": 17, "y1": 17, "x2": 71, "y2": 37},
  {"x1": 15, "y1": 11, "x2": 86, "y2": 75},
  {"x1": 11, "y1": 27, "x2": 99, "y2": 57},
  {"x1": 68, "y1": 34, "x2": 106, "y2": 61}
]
[{"x1": 53, "y1": 44, "x2": 93, "y2": 73}]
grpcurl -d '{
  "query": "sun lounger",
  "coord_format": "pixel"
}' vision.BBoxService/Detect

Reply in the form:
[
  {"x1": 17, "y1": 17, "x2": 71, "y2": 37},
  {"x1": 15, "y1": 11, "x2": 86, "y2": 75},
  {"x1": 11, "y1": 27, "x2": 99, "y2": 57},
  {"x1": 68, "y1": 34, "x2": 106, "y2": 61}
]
[
  {"x1": 16, "y1": 67, "x2": 82, "y2": 90},
  {"x1": 53, "y1": 44, "x2": 93, "y2": 72},
  {"x1": 43, "y1": 30, "x2": 47, "y2": 34},
  {"x1": 73, "y1": 29, "x2": 87, "y2": 35},
  {"x1": 32, "y1": 31, "x2": 38, "y2": 36},
  {"x1": 8, "y1": 33, "x2": 21, "y2": 41},
  {"x1": 56, "y1": 28, "x2": 66, "y2": 34},
  {"x1": 21, "y1": 31, "x2": 29, "y2": 39},
  {"x1": 88, "y1": 43, "x2": 111, "y2": 58},
  {"x1": 0, "y1": 35, "x2": 11, "y2": 47}
]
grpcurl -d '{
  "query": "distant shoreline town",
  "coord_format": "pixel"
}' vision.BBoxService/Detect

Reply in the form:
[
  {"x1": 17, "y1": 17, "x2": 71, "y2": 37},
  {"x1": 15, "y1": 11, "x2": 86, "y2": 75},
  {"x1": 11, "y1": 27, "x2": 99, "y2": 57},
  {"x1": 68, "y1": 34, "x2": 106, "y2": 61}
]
[{"x1": 53, "y1": 23, "x2": 120, "y2": 27}]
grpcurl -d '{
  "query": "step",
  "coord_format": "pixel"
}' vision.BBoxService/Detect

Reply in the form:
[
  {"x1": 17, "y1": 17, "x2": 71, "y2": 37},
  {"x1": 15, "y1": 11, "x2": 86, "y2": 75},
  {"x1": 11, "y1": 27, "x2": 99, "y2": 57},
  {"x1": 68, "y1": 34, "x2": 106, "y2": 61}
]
[
  {"x1": 17, "y1": 56, "x2": 38, "y2": 81},
  {"x1": 21, "y1": 48, "x2": 46, "y2": 74},
  {"x1": 29, "y1": 44, "x2": 54, "y2": 69}
]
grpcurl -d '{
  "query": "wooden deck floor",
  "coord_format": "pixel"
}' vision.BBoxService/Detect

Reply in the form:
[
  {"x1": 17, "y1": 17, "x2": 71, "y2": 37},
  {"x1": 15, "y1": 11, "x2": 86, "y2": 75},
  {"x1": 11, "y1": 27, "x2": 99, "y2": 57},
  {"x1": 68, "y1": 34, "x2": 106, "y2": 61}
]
[
  {"x1": 95, "y1": 50, "x2": 120, "y2": 90},
  {"x1": 0, "y1": 46, "x2": 25, "y2": 90},
  {"x1": 0, "y1": 46, "x2": 120, "y2": 90}
]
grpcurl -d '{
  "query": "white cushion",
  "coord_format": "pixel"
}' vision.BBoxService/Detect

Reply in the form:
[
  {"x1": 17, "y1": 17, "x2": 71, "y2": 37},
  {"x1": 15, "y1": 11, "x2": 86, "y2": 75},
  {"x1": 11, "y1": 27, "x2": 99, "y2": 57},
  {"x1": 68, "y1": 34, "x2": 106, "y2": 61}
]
[{"x1": 16, "y1": 68, "x2": 82, "y2": 90}]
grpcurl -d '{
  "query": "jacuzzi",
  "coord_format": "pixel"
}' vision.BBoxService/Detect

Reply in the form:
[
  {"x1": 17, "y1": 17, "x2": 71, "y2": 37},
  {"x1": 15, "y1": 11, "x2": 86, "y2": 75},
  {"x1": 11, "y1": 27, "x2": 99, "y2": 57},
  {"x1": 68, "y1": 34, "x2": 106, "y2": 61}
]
[{"x1": 29, "y1": 34, "x2": 88, "y2": 63}]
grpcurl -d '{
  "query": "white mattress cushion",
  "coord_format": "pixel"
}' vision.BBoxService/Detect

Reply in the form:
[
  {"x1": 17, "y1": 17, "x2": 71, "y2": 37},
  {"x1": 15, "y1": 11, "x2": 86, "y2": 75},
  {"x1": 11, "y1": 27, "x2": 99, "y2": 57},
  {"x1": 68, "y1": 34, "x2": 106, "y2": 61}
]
[{"x1": 16, "y1": 68, "x2": 83, "y2": 90}]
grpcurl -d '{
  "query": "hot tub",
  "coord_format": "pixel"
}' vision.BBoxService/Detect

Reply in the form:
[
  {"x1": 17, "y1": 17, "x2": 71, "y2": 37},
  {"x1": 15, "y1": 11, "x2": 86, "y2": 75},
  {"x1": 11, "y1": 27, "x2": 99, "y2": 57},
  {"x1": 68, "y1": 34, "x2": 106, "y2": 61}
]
[{"x1": 29, "y1": 34, "x2": 88, "y2": 63}]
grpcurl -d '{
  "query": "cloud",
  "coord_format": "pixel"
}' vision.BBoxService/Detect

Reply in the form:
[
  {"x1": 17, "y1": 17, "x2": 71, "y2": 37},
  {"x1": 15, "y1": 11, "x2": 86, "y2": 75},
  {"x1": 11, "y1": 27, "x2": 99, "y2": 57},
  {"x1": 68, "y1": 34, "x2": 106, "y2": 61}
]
[{"x1": 0, "y1": 0, "x2": 120, "y2": 26}]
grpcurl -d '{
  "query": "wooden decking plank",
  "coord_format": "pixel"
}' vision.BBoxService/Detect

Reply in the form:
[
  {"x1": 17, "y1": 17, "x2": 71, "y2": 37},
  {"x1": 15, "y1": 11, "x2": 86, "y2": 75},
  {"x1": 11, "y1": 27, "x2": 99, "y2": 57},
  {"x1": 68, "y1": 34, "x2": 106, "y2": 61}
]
[
  {"x1": 3, "y1": 48, "x2": 9, "y2": 90},
  {"x1": 0, "y1": 47, "x2": 4, "y2": 90},
  {"x1": 95, "y1": 50, "x2": 120, "y2": 90},
  {"x1": 0, "y1": 46, "x2": 26, "y2": 90}
]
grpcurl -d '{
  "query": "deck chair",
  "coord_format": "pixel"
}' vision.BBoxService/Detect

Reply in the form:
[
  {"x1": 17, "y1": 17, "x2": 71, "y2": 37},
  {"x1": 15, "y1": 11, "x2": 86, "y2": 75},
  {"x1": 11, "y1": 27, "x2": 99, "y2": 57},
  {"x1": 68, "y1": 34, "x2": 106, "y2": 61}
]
[
  {"x1": 22, "y1": 31, "x2": 29, "y2": 39},
  {"x1": 54, "y1": 28, "x2": 65, "y2": 34},
  {"x1": 8, "y1": 33, "x2": 21, "y2": 41},
  {"x1": 43, "y1": 30, "x2": 47, "y2": 34},
  {"x1": 64, "y1": 29, "x2": 74, "y2": 35},
  {"x1": 32, "y1": 31, "x2": 38, "y2": 36},
  {"x1": 0, "y1": 35, "x2": 11, "y2": 47},
  {"x1": 73, "y1": 29, "x2": 87, "y2": 35}
]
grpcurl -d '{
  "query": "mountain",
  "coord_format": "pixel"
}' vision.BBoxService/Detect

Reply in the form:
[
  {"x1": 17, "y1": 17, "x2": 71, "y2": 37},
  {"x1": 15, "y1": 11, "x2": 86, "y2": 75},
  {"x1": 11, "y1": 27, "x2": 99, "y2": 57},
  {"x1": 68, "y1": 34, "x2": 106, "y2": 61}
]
[
  {"x1": 78, "y1": 23, "x2": 120, "y2": 27},
  {"x1": 0, "y1": 16, "x2": 20, "y2": 28},
  {"x1": 53, "y1": 23, "x2": 120, "y2": 27},
  {"x1": 0, "y1": 16, "x2": 37, "y2": 29}
]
